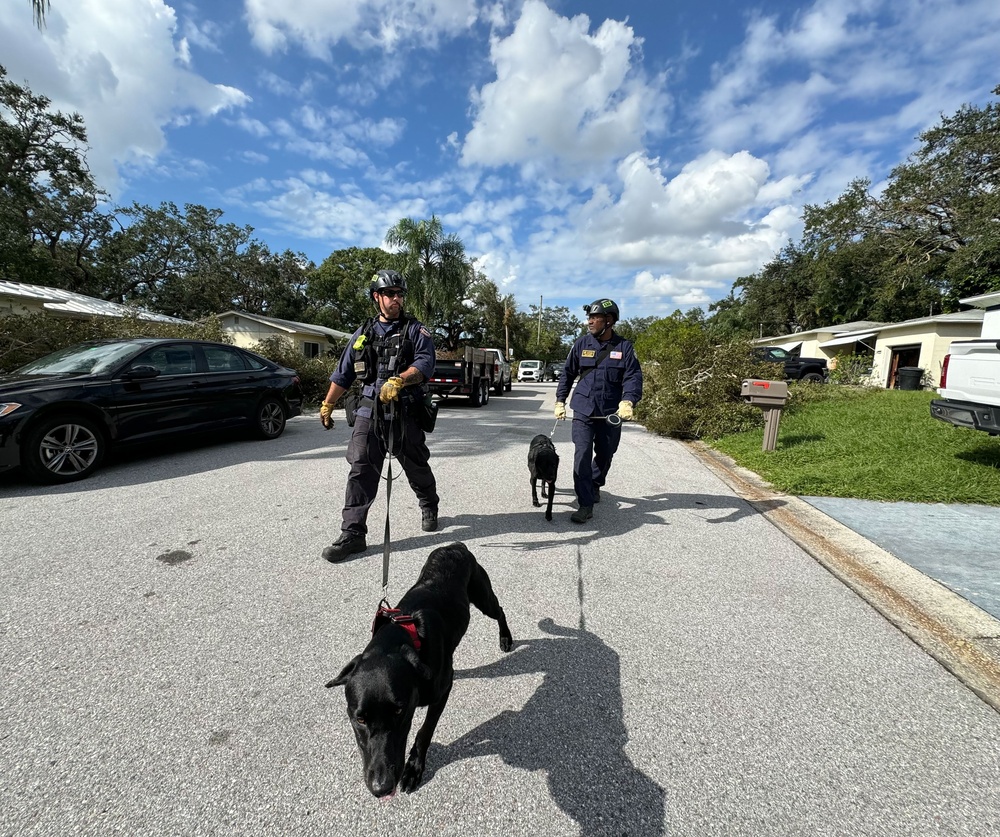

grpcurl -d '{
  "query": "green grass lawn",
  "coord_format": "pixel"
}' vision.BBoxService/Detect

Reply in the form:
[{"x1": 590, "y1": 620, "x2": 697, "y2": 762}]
[{"x1": 708, "y1": 389, "x2": 1000, "y2": 505}]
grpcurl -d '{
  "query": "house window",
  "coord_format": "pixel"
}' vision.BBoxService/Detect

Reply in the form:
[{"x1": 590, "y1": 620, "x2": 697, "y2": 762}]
[{"x1": 303, "y1": 341, "x2": 320, "y2": 359}]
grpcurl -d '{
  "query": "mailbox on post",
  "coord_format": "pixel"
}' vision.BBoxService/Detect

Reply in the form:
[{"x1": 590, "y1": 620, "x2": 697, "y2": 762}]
[
  {"x1": 741, "y1": 379, "x2": 789, "y2": 451},
  {"x1": 741, "y1": 379, "x2": 789, "y2": 407}
]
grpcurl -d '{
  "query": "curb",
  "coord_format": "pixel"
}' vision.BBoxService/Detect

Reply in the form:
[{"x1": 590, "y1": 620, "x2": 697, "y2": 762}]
[{"x1": 686, "y1": 440, "x2": 1000, "y2": 715}]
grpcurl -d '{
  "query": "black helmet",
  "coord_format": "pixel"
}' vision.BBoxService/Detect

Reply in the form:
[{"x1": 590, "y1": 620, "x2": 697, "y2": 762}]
[
  {"x1": 369, "y1": 269, "x2": 407, "y2": 299},
  {"x1": 584, "y1": 298, "x2": 619, "y2": 321}
]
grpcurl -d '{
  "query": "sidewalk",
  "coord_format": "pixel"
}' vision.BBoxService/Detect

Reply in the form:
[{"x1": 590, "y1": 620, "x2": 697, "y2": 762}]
[
  {"x1": 689, "y1": 442, "x2": 1000, "y2": 713},
  {"x1": 802, "y1": 496, "x2": 1000, "y2": 621}
]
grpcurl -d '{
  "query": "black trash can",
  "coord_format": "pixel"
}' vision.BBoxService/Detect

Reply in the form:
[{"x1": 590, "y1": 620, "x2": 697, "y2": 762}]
[{"x1": 897, "y1": 367, "x2": 923, "y2": 390}]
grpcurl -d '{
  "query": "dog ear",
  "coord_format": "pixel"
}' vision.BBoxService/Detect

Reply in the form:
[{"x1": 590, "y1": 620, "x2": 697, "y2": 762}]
[
  {"x1": 325, "y1": 654, "x2": 361, "y2": 688},
  {"x1": 401, "y1": 645, "x2": 433, "y2": 681}
]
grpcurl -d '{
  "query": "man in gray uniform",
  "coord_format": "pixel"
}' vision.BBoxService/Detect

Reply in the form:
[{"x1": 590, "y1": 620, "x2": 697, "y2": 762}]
[
  {"x1": 555, "y1": 298, "x2": 643, "y2": 523},
  {"x1": 319, "y1": 270, "x2": 439, "y2": 561}
]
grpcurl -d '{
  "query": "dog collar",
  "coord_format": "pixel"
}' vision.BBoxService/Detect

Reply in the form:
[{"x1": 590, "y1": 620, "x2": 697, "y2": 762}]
[{"x1": 372, "y1": 605, "x2": 421, "y2": 652}]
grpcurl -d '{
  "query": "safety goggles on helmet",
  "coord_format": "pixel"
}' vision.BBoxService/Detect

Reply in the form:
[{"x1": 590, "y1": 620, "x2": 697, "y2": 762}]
[
  {"x1": 584, "y1": 298, "x2": 619, "y2": 320},
  {"x1": 369, "y1": 269, "x2": 408, "y2": 299}
]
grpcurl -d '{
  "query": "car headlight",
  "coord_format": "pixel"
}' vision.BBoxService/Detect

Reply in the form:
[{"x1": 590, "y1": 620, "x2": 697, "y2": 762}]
[{"x1": 0, "y1": 403, "x2": 24, "y2": 418}]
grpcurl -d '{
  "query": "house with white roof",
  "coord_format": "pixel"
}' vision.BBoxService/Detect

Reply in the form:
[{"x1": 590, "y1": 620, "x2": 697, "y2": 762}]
[
  {"x1": 754, "y1": 309, "x2": 985, "y2": 388},
  {"x1": 0, "y1": 280, "x2": 190, "y2": 324},
  {"x1": 215, "y1": 310, "x2": 352, "y2": 358}
]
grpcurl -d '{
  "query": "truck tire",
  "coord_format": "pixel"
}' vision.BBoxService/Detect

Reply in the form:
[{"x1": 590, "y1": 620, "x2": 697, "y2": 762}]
[
  {"x1": 469, "y1": 380, "x2": 483, "y2": 407},
  {"x1": 481, "y1": 380, "x2": 490, "y2": 406},
  {"x1": 505, "y1": 377, "x2": 512, "y2": 391},
  {"x1": 494, "y1": 377, "x2": 504, "y2": 395},
  {"x1": 801, "y1": 372, "x2": 825, "y2": 383}
]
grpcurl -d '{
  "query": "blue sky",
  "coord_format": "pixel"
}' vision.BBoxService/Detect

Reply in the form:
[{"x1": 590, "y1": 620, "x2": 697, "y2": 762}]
[{"x1": 2, "y1": 0, "x2": 999, "y2": 322}]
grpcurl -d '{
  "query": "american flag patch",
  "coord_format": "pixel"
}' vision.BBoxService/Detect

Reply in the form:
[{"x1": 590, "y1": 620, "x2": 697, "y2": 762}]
[{"x1": 610, "y1": 351, "x2": 623, "y2": 359}]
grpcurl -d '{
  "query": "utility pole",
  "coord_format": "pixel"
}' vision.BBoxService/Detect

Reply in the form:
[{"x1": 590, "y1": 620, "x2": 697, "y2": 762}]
[
  {"x1": 537, "y1": 295, "x2": 543, "y2": 347},
  {"x1": 504, "y1": 303, "x2": 510, "y2": 359}
]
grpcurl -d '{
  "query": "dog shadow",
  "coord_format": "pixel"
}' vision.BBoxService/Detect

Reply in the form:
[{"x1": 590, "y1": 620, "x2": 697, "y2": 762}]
[{"x1": 425, "y1": 618, "x2": 666, "y2": 836}]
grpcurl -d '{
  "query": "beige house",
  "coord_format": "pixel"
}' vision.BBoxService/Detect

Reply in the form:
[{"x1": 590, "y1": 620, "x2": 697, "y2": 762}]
[
  {"x1": 755, "y1": 309, "x2": 985, "y2": 388},
  {"x1": 216, "y1": 311, "x2": 352, "y2": 358},
  {"x1": 0, "y1": 280, "x2": 189, "y2": 323}
]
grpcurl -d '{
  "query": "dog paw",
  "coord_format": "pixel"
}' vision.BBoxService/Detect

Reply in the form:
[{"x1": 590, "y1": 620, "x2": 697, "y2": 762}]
[
  {"x1": 532, "y1": 500, "x2": 541, "y2": 507},
  {"x1": 544, "y1": 512, "x2": 552, "y2": 521},
  {"x1": 499, "y1": 634, "x2": 513, "y2": 653},
  {"x1": 400, "y1": 757, "x2": 424, "y2": 793}
]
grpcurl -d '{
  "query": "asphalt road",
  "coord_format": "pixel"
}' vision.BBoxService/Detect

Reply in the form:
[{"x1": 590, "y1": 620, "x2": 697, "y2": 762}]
[{"x1": 2, "y1": 384, "x2": 1000, "y2": 836}]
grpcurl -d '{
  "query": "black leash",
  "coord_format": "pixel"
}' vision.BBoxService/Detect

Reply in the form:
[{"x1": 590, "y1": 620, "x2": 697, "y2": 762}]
[{"x1": 380, "y1": 398, "x2": 396, "y2": 602}]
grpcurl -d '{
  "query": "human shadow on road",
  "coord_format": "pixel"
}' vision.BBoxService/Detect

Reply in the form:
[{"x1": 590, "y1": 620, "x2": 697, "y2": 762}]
[
  {"x1": 425, "y1": 618, "x2": 666, "y2": 836},
  {"x1": 328, "y1": 491, "x2": 788, "y2": 563}
]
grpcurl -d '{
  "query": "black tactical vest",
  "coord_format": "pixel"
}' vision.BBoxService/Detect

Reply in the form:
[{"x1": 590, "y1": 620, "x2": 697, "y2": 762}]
[{"x1": 355, "y1": 317, "x2": 416, "y2": 387}]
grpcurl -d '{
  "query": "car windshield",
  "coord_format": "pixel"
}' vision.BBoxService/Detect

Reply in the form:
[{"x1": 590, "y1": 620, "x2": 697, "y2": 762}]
[
  {"x1": 15, "y1": 342, "x2": 147, "y2": 376},
  {"x1": 522, "y1": 361, "x2": 541, "y2": 368}
]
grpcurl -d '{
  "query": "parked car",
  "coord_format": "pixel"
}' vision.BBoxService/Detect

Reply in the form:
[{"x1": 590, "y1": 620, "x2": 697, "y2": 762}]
[
  {"x1": 517, "y1": 359, "x2": 544, "y2": 382},
  {"x1": 482, "y1": 348, "x2": 513, "y2": 394},
  {"x1": 543, "y1": 362, "x2": 563, "y2": 382},
  {"x1": 0, "y1": 338, "x2": 303, "y2": 483},
  {"x1": 752, "y1": 346, "x2": 828, "y2": 382}
]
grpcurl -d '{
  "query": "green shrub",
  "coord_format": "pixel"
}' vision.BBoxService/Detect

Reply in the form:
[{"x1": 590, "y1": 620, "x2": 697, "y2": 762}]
[
  {"x1": 827, "y1": 355, "x2": 877, "y2": 386},
  {"x1": 0, "y1": 312, "x2": 230, "y2": 373},
  {"x1": 635, "y1": 319, "x2": 782, "y2": 439}
]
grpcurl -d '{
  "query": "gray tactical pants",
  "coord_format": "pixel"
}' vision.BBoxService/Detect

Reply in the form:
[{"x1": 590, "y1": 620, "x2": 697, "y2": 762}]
[{"x1": 340, "y1": 409, "x2": 438, "y2": 536}]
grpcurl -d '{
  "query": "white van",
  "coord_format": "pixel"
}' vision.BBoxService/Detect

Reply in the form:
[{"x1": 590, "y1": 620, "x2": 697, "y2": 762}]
[{"x1": 517, "y1": 359, "x2": 543, "y2": 382}]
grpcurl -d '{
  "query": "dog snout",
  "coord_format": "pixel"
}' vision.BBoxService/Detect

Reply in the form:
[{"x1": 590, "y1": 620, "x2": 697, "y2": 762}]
[{"x1": 367, "y1": 765, "x2": 398, "y2": 798}]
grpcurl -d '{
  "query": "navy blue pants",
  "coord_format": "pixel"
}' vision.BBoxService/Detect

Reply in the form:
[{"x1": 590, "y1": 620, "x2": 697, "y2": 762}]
[
  {"x1": 571, "y1": 415, "x2": 622, "y2": 507},
  {"x1": 341, "y1": 408, "x2": 438, "y2": 536}
]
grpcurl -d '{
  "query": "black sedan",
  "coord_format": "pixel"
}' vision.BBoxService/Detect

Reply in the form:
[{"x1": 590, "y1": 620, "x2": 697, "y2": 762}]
[{"x1": 0, "y1": 338, "x2": 303, "y2": 483}]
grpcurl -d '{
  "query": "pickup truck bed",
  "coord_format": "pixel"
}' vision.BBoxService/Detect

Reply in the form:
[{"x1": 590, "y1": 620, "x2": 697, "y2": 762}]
[{"x1": 429, "y1": 347, "x2": 494, "y2": 407}]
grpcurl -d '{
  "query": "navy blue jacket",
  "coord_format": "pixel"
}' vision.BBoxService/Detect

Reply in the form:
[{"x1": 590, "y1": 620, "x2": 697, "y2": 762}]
[
  {"x1": 556, "y1": 332, "x2": 643, "y2": 418},
  {"x1": 330, "y1": 317, "x2": 435, "y2": 419}
]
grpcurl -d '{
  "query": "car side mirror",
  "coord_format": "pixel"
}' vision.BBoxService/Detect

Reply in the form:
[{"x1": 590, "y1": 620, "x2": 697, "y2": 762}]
[{"x1": 123, "y1": 365, "x2": 161, "y2": 380}]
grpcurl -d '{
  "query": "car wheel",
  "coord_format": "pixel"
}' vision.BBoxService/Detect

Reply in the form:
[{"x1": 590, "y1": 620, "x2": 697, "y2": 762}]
[
  {"x1": 801, "y1": 372, "x2": 825, "y2": 383},
  {"x1": 22, "y1": 414, "x2": 106, "y2": 484},
  {"x1": 253, "y1": 396, "x2": 287, "y2": 439},
  {"x1": 505, "y1": 377, "x2": 512, "y2": 391},
  {"x1": 494, "y1": 378, "x2": 504, "y2": 395},
  {"x1": 469, "y1": 381, "x2": 483, "y2": 407},
  {"x1": 481, "y1": 380, "x2": 490, "y2": 406}
]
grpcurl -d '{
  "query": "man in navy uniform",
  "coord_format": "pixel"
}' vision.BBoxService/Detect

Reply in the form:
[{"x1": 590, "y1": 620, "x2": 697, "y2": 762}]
[
  {"x1": 555, "y1": 298, "x2": 643, "y2": 523},
  {"x1": 318, "y1": 270, "x2": 439, "y2": 561}
]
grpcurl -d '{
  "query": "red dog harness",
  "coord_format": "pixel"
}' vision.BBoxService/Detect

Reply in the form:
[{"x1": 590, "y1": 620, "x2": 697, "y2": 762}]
[{"x1": 372, "y1": 604, "x2": 421, "y2": 651}]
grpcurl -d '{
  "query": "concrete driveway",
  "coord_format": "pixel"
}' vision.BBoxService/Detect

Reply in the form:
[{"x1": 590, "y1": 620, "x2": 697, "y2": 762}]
[{"x1": 2, "y1": 383, "x2": 999, "y2": 836}]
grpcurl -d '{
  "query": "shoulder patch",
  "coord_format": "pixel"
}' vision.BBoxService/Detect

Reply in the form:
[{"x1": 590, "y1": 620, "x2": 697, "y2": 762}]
[{"x1": 582, "y1": 349, "x2": 596, "y2": 358}]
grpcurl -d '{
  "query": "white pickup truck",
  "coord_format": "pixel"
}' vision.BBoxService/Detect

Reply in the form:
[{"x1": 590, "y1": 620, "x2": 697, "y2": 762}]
[{"x1": 930, "y1": 339, "x2": 1000, "y2": 435}]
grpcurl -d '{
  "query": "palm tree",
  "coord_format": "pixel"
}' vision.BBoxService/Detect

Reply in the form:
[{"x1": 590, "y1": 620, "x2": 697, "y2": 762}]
[
  {"x1": 30, "y1": 1, "x2": 50, "y2": 28},
  {"x1": 384, "y1": 216, "x2": 471, "y2": 338}
]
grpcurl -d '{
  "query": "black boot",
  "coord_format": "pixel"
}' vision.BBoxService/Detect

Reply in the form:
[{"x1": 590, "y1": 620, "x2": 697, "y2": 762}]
[
  {"x1": 570, "y1": 506, "x2": 593, "y2": 524},
  {"x1": 421, "y1": 508, "x2": 439, "y2": 532},
  {"x1": 593, "y1": 487, "x2": 601, "y2": 503},
  {"x1": 322, "y1": 532, "x2": 367, "y2": 563}
]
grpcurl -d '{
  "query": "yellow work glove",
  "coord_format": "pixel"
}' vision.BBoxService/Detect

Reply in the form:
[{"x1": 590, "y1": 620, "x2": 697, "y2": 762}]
[
  {"x1": 320, "y1": 401, "x2": 335, "y2": 430},
  {"x1": 617, "y1": 400, "x2": 634, "y2": 421},
  {"x1": 379, "y1": 376, "x2": 405, "y2": 404},
  {"x1": 554, "y1": 402, "x2": 566, "y2": 420}
]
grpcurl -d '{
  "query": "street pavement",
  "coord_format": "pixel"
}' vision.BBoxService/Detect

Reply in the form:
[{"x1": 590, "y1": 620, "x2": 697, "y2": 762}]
[{"x1": 2, "y1": 383, "x2": 1000, "y2": 836}]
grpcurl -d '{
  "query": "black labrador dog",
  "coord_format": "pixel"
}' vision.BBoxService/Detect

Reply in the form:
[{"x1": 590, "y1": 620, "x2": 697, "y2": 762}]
[
  {"x1": 528, "y1": 433, "x2": 559, "y2": 521},
  {"x1": 327, "y1": 542, "x2": 513, "y2": 798}
]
